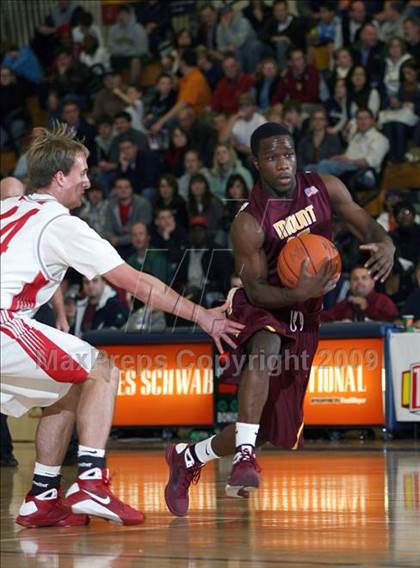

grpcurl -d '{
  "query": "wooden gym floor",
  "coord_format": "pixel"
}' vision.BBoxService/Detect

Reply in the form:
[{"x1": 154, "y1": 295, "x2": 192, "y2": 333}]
[{"x1": 1, "y1": 443, "x2": 419, "y2": 568}]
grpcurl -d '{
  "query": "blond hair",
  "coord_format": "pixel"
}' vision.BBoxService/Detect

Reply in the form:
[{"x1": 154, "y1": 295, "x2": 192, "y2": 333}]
[{"x1": 27, "y1": 123, "x2": 89, "y2": 190}]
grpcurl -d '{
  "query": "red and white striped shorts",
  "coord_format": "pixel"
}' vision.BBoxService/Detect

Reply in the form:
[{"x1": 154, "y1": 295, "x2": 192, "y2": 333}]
[{"x1": 0, "y1": 310, "x2": 97, "y2": 417}]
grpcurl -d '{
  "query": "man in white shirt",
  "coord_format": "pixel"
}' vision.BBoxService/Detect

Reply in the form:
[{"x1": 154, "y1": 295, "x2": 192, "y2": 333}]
[
  {"x1": 231, "y1": 93, "x2": 267, "y2": 157},
  {"x1": 311, "y1": 108, "x2": 390, "y2": 181},
  {"x1": 0, "y1": 124, "x2": 243, "y2": 529}
]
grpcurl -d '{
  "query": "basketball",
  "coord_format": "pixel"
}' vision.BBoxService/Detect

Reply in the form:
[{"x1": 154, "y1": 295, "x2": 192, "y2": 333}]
[{"x1": 277, "y1": 233, "x2": 341, "y2": 289}]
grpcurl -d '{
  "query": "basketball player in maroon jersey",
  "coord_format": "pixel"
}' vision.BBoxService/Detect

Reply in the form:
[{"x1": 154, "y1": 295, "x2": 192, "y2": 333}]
[{"x1": 164, "y1": 122, "x2": 395, "y2": 516}]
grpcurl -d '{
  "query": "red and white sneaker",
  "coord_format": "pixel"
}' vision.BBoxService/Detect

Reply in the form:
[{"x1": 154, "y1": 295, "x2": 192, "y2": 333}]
[
  {"x1": 16, "y1": 488, "x2": 89, "y2": 528},
  {"x1": 164, "y1": 444, "x2": 203, "y2": 517},
  {"x1": 64, "y1": 468, "x2": 145, "y2": 525},
  {"x1": 225, "y1": 446, "x2": 261, "y2": 498}
]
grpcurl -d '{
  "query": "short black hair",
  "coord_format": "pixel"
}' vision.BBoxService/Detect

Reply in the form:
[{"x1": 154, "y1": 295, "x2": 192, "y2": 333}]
[
  {"x1": 114, "y1": 111, "x2": 131, "y2": 122},
  {"x1": 250, "y1": 122, "x2": 293, "y2": 156},
  {"x1": 356, "y1": 107, "x2": 374, "y2": 119}
]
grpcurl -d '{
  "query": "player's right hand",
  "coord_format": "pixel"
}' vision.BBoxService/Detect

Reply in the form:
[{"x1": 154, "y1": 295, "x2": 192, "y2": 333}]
[{"x1": 294, "y1": 259, "x2": 339, "y2": 301}]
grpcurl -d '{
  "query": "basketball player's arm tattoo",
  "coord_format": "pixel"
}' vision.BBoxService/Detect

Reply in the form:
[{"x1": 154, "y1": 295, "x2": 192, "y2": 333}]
[
  {"x1": 324, "y1": 175, "x2": 395, "y2": 282},
  {"x1": 231, "y1": 212, "x2": 336, "y2": 308}
]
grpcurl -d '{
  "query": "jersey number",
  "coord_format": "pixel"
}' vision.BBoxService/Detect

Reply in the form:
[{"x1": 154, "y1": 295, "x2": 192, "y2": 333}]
[{"x1": 0, "y1": 208, "x2": 39, "y2": 254}]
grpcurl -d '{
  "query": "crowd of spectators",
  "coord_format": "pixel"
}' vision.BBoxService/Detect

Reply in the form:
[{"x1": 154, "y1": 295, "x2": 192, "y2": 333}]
[{"x1": 1, "y1": 0, "x2": 419, "y2": 332}]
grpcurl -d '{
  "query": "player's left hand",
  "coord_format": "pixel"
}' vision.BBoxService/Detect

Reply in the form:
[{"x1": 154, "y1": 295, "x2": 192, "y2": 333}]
[
  {"x1": 197, "y1": 303, "x2": 245, "y2": 354},
  {"x1": 360, "y1": 240, "x2": 395, "y2": 282}
]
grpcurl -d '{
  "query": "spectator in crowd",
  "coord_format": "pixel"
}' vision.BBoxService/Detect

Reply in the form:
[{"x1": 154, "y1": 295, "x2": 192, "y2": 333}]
[
  {"x1": 174, "y1": 28, "x2": 195, "y2": 56},
  {"x1": 254, "y1": 58, "x2": 284, "y2": 111},
  {"x1": 114, "y1": 81, "x2": 145, "y2": 133},
  {"x1": 353, "y1": 23, "x2": 385, "y2": 87},
  {"x1": 261, "y1": 0, "x2": 306, "y2": 70},
  {"x1": 128, "y1": 222, "x2": 170, "y2": 284},
  {"x1": 326, "y1": 48, "x2": 354, "y2": 95},
  {"x1": 79, "y1": 34, "x2": 111, "y2": 75},
  {"x1": 197, "y1": 3, "x2": 219, "y2": 50},
  {"x1": 143, "y1": 73, "x2": 177, "y2": 139},
  {"x1": 310, "y1": 108, "x2": 389, "y2": 183},
  {"x1": 93, "y1": 115, "x2": 115, "y2": 168},
  {"x1": 379, "y1": 259, "x2": 416, "y2": 312},
  {"x1": 383, "y1": 36, "x2": 412, "y2": 99},
  {"x1": 107, "y1": 4, "x2": 149, "y2": 83},
  {"x1": 105, "y1": 176, "x2": 152, "y2": 258},
  {"x1": 72, "y1": 275, "x2": 129, "y2": 337},
  {"x1": 390, "y1": 201, "x2": 420, "y2": 266},
  {"x1": 341, "y1": 0, "x2": 369, "y2": 45},
  {"x1": 380, "y1": 58, "x2": 420, "y2": 163},
  {"x1": 216, "y1": 4, "x2": 262, "y2": 74},
  {"x1": 61, "y1": 100, "x2": 96, "y2": 158},
  {"x1": 92, "y1": 71, "x2": 126, "y2": 121},
  {"x1": 187, "y1": 173, "x2": 224, "y2": 237},
  {"x1": 297, "y1": 107, "x2": 342, "y2": 170},
  {"x1": 308, "y1": 1, "x2": 343, "y2": 52},
  {"x1": 150, "y1": 49, "x2": 211, "y2": 135},
  {"x1": 281, "y1": 48, "x2": 320, "y2": 106},
  {"x1": 377, "y1": 0, "x2": 405, "y2": 42},
  {"x1": 401, "y1": 261, "x2": 420, "y2": 327},
  {"x1": 347, "y1": 65, "x2": 381, "y2": 118},
  {"x1": 196, "y1": 46, "x2": 224, "y2": 91},
  {"x1": 178, "y1": 150, "x2": 211, "y2": 200},
  {"x1": 242, "y1": 0, "x2": 271, "y2": 37},
  {"x1": 377, "y1": 188, "x2": 404, "y2": 231},
  {"x1": 208, "y1": 143, "x2": 254, "y2": 200},
  {"x1": 72, "y1": 9, "x2": 103, "y2": 48},
  {"x1": 134, "y1": 0, "x2": 171, "y2": 56},
  {"x1": 31, "y1": 0, "x2": 82, "y2": 67},
  {"x1": 2, "y1": 45, "x2": 44, "y2": 94},
  {"x1": 164, "y1": 126, "x2": 189, "y2": 177},
  {"x1": 212, "y1": 55, "x2": 255, "y2": 116},
  {"x1": 403, "y1": 16, "x2": 420, "y2": 60},
  {"x1": 151, "y1": 207, "x2": 189, "y2": 284},
  {"x1": 116, "y1": 137, "x2": 161, "y2": 201},
  {"x1": 321, "y1": 266, "x2": 399, "y2": 322},
  {"x1": 325, "y1": 78, "x2": 350, "y2": 134},
  {"x1": 12, "y1": 127, "x2": 44, "y2": 182},
  {"x1": 180, "y1": 216, "x2": 234, "y2": 306},
  {"x1": 212, "y1": 111, "x2": 236, "y2": 145},
  {"x1": 177, "y1": 105, "x2": 218, "y2": 169},
  {"x1": 155, "y1": 174, "x2": 189, "y2": 229},
  {"x1": 221, "y1": 173, "x2": 250, "y2": 239},
  {"x1": 0, "y1": 66, "x2": 28, "y2": 153},
  {"x1": 78, "y1": 183, "x2": 108, "y2": 236},
  {"x1": 231, "y1": 92, "x2": 267, "y2": 158},
  {"x1": 282, "y1": 100, "x2": 305, "y2": 144},
  {"x1": 48, "y1": 48, "x2": 96, "y2": 109},
  {"x1": 108, "y1": 111, "x2": 149, "y2": 164}
]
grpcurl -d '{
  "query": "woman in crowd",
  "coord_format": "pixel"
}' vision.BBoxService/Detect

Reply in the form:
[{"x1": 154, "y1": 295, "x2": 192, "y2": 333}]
[
  {"x1": 347, "y1": 65, "x2": 381, "y2": 118},
  {"x1": 0, "y1": 66, "x2": 28, "y2": 154},
  {"x1": 164, "y1": 126, "x2": 189, "y2": 177},
  {"x1": 325, "y1": 78, "x2": 349, "y2": 136},
  {"x1": 326, "y1": 47, "x2": 354, "y2": 96},
  {"x1": 383, "y1": 36, "x2": 412, "y2": 100},
  {"x1": 155, "y1": 174, "x2": 189, "y2": 230},
  {"x1": 221, "y1": 174, "x2": 250, "y2": 240},
  {"x1": 187, "y1": 173, "x2": 224, "y2": 237},
  {"x1": 208, "y1": 143, "x2": 254, "y2": 200}
]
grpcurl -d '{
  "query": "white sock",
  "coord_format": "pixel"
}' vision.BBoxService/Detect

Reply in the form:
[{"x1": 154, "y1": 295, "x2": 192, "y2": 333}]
[
  {"x1": 235, "y1": 422, "x2": 260, "y2": 451},
  {"x1": 34, "y1": 462, "x2": 61, "y2": 477},
  {"x1": 194, "y1": 436, "x2": 219, "y2": 464},
  {"x1": 78, "y1": 445, "x2": 105, "y2": 458}
]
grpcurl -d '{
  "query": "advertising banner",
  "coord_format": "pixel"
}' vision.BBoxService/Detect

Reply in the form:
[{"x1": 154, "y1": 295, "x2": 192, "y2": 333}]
[{"x1": 389, "y1": 333, "x2": 420, "y2": 422}]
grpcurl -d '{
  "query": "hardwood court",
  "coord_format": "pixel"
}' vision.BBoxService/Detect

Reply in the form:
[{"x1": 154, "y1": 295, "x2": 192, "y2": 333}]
[{"x1": 1, "y1": 444, "x2": 419, "y2": 567}]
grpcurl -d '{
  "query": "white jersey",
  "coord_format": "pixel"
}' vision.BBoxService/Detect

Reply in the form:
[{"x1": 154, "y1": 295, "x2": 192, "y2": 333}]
[{"x1": 0, "y1": 193, "x2": 124, "y2": 318}]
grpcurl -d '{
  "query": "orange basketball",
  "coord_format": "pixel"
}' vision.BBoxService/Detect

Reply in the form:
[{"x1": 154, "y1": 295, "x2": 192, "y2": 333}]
[{"x1": 277, "y1": 233, "x2": 341, "y2": 290}]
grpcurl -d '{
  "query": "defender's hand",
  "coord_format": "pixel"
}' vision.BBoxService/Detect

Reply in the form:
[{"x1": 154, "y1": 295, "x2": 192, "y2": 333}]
[{"x1": 196, "y1": 303, "x2": 244, "y2": 354}]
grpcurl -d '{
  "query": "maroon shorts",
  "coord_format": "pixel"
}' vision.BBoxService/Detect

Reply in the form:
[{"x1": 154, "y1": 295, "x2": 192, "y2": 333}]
[{"x1": 220, "y1": 288, "x2": 320, "y2": 450}]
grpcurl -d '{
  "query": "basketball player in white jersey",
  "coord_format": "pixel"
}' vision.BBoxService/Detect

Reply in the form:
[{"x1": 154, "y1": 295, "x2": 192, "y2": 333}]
[{"x1": 0, "y1": 125, "x2": 243, "y2": 528}]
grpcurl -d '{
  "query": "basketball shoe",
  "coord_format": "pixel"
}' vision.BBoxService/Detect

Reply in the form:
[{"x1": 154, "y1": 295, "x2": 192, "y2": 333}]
[
  {"x1": 16, "y1": 488, "x2": 89, "y2": 528},
  {"x1": 225, "y1": 446, "x2": 261, "y2": 498},
  {"x1": 164, "y1": 443, "x2": 203, "y2": 517},
  {"x1": 64, "y1": 467, "x2": 145, "y2": 525}
]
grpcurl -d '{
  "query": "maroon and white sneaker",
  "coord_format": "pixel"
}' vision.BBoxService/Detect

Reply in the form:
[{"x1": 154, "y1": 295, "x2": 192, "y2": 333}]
[
  {"x1": 64, "y1": 468, "x2": 145, "y2": 525},
  {"x1": 225, "y1": 446, "x2": 261, "y2": 498},
  {"x1": 164, "y1": 443, "x2": 203, "y2": 517},
  {"x1": 16, "y1": 488, "x2": 89, "y2": 528}
]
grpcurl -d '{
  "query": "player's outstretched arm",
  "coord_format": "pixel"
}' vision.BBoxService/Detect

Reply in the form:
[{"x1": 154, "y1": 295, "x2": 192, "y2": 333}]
[
  {"x1": 231, "y1": 212, "x2": 337, "y2": 309},
  {"x1": 103, "y1": 263, "x2": 244, "y2": 354},
  {"x1": 323, "y1": 175, "x2": 395, "y2": 282}
]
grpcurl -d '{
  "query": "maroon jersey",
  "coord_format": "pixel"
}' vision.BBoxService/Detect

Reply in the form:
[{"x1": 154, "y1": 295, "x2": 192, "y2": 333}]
[{"x1": 243, "y1": 171, "x2": 333, "y2": 317}]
